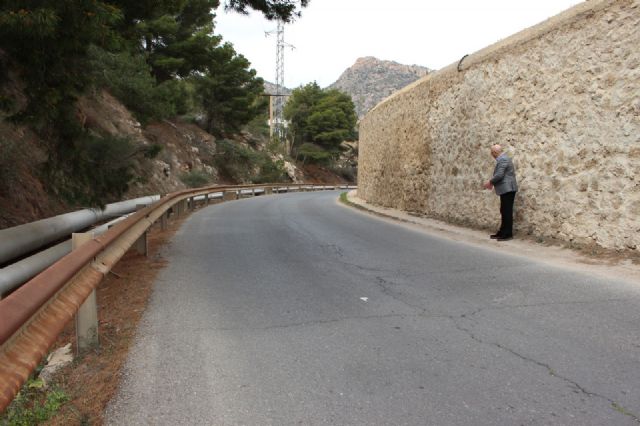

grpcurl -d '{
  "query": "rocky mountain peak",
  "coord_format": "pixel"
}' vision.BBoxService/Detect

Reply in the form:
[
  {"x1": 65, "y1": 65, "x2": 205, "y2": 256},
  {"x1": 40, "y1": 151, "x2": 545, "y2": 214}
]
[
  {"x1": 329, "y1": 57, "x2": 431, "y2": 118},
  {"x1": 263, "y1": 57, "x2": 431, "y2": 120}
]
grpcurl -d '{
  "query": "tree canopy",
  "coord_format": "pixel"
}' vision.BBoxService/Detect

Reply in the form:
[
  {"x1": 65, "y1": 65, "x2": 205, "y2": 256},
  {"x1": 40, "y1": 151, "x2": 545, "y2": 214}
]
[
  {"x1": 194, "y1": 42, "x2": 266, "y2": 135},
  {"x1": 225, "y1": 0, "x2": 310, "y2": 22},
  {"x1": 284, "y1": 82, "x2": 357, "y2": 161}
]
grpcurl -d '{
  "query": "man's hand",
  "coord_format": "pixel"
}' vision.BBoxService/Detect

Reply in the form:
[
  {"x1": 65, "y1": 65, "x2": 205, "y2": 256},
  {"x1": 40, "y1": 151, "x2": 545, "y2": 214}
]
[{"x1": 483, "y1": 181, "x2": 493, "y2": 190}]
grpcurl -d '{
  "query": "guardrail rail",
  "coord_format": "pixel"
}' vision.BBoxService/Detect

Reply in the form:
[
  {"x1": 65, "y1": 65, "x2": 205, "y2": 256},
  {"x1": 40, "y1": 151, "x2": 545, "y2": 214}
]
[{"x1": 0, "y1": 183, "x2": 356, "y2": 412}]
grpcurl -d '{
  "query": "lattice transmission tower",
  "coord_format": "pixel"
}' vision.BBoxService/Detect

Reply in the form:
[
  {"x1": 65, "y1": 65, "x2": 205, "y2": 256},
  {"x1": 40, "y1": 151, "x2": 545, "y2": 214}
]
[
  {"x1": 267, "y1": 20, "x2": 294, "y2": 142},
  {"x1": 274, "y1": 20, "x2": 286, "y2": 141}
]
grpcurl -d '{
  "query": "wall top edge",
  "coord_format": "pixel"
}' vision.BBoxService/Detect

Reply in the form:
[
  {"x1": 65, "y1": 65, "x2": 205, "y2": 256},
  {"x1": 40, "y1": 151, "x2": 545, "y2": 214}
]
[{"x1": 365, "y1": 0, "x2": 617, "y2": 119}]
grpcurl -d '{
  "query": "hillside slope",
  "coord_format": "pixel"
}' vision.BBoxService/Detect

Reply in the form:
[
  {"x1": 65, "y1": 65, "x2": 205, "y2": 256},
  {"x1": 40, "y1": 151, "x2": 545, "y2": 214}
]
[{"x1": 0, "y1": 89, "x2": 350, "y2": 229}]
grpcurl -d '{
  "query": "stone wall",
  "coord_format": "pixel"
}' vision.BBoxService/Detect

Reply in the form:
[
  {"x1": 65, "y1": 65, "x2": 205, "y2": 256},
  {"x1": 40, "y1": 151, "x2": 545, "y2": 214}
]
[{"x1": 359, "y1": 0, "x2": 640, "y2": 251}]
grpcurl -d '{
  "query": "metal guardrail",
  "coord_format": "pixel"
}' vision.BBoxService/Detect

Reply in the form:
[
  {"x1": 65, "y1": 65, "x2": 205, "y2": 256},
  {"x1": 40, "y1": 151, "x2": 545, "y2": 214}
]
[{"x1": 0, "y1": 183, "x2": 355, "y2": 412}]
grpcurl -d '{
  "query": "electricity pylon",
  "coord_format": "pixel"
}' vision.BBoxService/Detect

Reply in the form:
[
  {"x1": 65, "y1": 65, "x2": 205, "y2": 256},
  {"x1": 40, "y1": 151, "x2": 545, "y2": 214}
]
[{"x1": 266, "y1": 20, "x2": 294, "y2": 143}]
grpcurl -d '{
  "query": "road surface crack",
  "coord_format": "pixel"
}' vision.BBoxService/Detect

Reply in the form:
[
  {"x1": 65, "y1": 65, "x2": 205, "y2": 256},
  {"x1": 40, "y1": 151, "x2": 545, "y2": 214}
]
[
  {"x1": 374, "y1": 276, "x2": 428, "y2": 314},
  {"x1": 179, "y1": 313, "x2": 448, "y2": 334},
  {"x1": 255, "y1": 313, "x2": 421, "y2": 331},
  {"x1": 450, "y1": 317, "x2": 640, "y2": 423},
  {"x1": 320, "y1": 243, "x2": 345, "y2": 259},
  {"x1": 460, "y1": 298, "x2": 634, "y2": 320}
]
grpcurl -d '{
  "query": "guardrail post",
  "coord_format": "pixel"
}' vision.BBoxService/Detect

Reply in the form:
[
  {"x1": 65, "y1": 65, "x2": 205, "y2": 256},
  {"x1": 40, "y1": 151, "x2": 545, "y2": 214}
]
[
  {"x1": 73, "y1": 232, "x2": 99, "y2": 353},
  {"x1": 134, "y1": 230, "x2": 148, "y2": 257},
  {"x1": 160, "y1": 211, "x2": 168, "y2": 230},
  {"x1": 206, "y1": 194, "x2": 211, "y2": 205},
  {"x1": 134, "y1": 202, "x2": 149, "y2": 254}
]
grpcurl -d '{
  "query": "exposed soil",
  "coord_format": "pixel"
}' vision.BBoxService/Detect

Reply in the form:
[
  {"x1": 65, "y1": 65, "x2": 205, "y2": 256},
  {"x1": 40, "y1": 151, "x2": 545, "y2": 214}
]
[
  {"x1": 0, "y1": 122, "x2": 68, "y2": 229},
  {"x1": 42, "y1": 212, "x2": 192, "y2": 425}
]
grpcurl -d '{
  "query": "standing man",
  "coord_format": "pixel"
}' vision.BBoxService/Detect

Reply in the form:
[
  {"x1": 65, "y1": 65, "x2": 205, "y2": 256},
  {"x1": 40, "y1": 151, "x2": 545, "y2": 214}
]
[{"x1": 483, "y1": 144, "x2": 518, "y2": 241}]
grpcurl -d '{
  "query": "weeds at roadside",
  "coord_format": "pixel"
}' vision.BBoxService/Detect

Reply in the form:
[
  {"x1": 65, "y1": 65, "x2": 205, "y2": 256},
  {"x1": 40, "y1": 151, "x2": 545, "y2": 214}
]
[
  {"x1": 339, "y1": 191, "x2": 348, "y2": 204},
  {"x1": 339, "y1": 191, "x2": 366, "y2": 212},
  {"x1": 0, "y1": 378, "x2": 69, "y2": 426}
]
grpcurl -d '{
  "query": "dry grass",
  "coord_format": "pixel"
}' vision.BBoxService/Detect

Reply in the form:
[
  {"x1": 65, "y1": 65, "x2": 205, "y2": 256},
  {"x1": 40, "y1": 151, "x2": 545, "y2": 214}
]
[{"x1": 42, "y1": 213, "x2": 191, "y2": 425}]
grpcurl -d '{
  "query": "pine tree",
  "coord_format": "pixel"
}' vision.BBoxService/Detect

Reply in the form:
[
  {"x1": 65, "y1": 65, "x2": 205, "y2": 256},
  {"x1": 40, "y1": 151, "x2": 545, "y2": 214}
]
[
  {"x1": 225, "y1": 0, "x2": 310, "y2": 22},
  {"x1": 194, "y1": 42, "x2": 266, "y2": 135}
]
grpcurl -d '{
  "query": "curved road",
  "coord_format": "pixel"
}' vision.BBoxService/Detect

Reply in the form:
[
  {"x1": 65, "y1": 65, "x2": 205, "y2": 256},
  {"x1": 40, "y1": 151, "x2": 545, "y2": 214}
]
[{"x1": 107, "y1": 191, "x2": 640, "y2": 425}]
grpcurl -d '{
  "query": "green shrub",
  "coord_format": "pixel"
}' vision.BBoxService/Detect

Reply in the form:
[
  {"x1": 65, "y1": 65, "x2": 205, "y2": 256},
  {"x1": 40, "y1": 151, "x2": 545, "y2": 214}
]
[
  {"x1": 87, "y1": 46, "x2": 189, "y2": 124},
  {"x1": 0, "y1": 94, "x2": 14, "y2": 114},
  {"x1": 284, "y1": 83, "x2": 357, "y2": 152},
  {"x1": 251, "y1": 152, "x2": 288, "y2": 184},
  {"x1": 0, "y1": 138, "x2": 21, "y2": 191},
  {"x1": 82, "y1": 135, "x2": 135, "y2": 204},
  {"x1": 213, "y1": 139, "x2": 256, "y2": 182},
  {"x1": 141, "y1": 144, "x2": 163, "y2": 159},
  {"x1": 47, "y1": 134, "x2": 138, "y2": 208},
  {"x1": 213, "y1": 139, "x2": 288, "y2": 183},
  {"x1": 244, "y1": 114, "x2": 270, "y2": 144},
  {"x1": 1, "y1": 379, "x2": 69, "y2": 426},
  {"x1": 180, "y1": 170, "x2": 211, "y2": 188},
  {"x1": 154, "y1": 79, "x2": 192, "y2": 117},
  {"x1": 296, "y1": 143, "x2": 332, "y2": 164}
]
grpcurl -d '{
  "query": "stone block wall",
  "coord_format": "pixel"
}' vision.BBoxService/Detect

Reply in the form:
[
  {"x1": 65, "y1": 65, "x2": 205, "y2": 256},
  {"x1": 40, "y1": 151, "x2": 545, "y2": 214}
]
[{"x1": 359, "y1": 0, "x2": 640, "y2": 250}]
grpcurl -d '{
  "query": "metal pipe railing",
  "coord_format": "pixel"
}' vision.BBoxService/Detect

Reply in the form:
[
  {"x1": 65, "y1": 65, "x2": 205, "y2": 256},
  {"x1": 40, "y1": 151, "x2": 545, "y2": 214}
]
[
  {"x1": 0, "y1": 195, "x2": 160, "y2": 265},
  {"x1": 0, "y1": 214, "x2": 134, "y2": 296}
]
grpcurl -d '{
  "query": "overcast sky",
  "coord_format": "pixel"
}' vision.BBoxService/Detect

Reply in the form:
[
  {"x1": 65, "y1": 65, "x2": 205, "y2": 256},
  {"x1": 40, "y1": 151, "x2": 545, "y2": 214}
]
[{"x1": 215, "y1": 0, "x2": 583, "y2": 88}]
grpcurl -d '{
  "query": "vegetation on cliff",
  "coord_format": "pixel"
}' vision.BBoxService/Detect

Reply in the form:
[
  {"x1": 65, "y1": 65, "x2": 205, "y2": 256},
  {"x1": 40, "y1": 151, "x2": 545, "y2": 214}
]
[{"x1": 0, "y1": 0, "x2": 308, "y2": 207}]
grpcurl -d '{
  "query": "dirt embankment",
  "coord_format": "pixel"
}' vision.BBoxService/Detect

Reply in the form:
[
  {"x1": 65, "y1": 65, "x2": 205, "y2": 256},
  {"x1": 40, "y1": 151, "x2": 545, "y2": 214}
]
[
  {"x1": 0, "y1": 90, "x2": 214, "y2": 228},
  {"x1": 0, "y1": 122, "x2": 66, "y2": 229}
]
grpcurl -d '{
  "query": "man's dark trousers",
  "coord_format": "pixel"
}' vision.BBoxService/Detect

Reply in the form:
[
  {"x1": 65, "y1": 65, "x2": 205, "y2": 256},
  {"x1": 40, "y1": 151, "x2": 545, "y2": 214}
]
[{"x1": 499, "y1": 191, "x2": 516, "y2": 237}]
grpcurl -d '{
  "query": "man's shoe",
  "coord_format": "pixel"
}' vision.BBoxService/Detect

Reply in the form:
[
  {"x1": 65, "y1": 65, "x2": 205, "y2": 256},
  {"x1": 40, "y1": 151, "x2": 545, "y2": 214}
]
[
  {"x1": 490, "y1": 233, "x2": 501, "y2": 239},
  {"x1": 497, "y1": 236, "x2": 513, "y2": 241}
]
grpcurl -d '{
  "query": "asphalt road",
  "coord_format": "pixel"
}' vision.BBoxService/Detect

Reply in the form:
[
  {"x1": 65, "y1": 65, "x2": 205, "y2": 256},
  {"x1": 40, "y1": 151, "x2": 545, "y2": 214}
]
[{"x1": 106, "y1": 191, "x2": 640, "y2": 425}]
